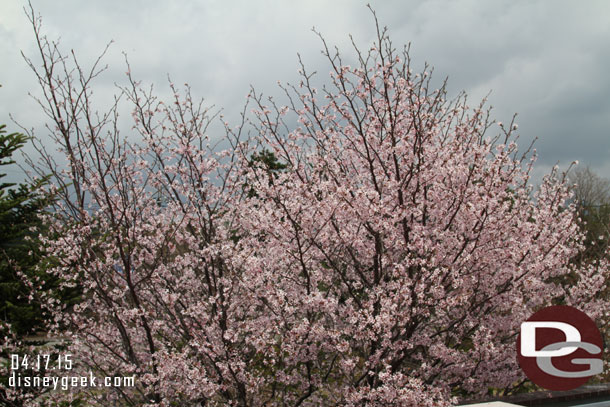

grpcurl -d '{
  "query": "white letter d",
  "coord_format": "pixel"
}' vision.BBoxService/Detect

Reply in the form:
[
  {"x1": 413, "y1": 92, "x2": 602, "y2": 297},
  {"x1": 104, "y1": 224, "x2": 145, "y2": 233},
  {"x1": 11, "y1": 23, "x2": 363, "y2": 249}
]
[{"x1": 521, "y1": 321, "x2": 580, "y2": 357}]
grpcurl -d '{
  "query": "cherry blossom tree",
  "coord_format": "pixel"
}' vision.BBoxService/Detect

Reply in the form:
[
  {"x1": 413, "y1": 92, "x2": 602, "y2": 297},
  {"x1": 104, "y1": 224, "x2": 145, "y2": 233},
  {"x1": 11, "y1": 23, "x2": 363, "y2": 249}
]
[
  {"x1": 5, "y1": 6, "x2": 608, "y2": 407},
  {"x1": 236, "y1": 18, "x2": 609, "y2": 404}
]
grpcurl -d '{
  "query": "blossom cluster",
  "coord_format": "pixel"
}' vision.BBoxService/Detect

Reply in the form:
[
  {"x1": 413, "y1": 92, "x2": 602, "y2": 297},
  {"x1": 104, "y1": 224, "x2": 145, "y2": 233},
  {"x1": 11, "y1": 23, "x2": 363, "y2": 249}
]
[{"x1": 3, "y1": 14, "x2": 608, "y2": 407}]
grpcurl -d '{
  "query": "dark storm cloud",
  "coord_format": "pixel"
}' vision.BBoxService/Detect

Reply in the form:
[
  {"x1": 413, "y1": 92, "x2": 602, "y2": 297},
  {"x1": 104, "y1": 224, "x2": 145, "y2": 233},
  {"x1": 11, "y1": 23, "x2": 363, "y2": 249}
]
[{"x1": 1, "y1": 0, "x2": 609, "y2": 182}]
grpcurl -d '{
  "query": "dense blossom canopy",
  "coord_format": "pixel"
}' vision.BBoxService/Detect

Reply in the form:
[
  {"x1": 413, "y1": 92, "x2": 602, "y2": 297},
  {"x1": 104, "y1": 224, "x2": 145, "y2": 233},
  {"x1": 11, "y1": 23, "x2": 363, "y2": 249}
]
[{"x1": 2, "y1": 11, "x2": 608, "y2": 407}]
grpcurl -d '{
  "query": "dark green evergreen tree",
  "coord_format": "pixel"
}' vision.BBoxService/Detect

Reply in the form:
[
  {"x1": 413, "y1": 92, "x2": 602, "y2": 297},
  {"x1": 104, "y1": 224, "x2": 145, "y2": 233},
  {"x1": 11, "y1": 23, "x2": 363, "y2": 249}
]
[
  {"x1": 0, "y1": 123, "x2": 50, "y2": 336},
  {"x1": 246, "y1": 149, "x2": 288, "y2": 198}
]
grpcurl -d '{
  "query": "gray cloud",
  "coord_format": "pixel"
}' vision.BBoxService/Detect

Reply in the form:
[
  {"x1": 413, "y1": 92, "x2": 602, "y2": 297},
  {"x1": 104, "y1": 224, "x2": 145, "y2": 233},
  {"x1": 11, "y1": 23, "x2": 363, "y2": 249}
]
[{"x1": 1, "y1": 0, "x2": 609, "y2": 183}]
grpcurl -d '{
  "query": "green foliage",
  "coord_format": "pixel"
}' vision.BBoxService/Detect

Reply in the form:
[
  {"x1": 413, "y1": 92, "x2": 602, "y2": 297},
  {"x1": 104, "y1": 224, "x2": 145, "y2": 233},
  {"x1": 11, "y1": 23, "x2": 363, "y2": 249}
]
[
  {"x1": 567, "y1": 167, "x2": 610, "y2": 261},
  {"x1": 574, "y1": 203, "x2": 610, "y2": 263},
  {"x1": 0, "y1": 124, "x2": 51, "y2": 336},
  {"x1": 246, "y1": 149, "x2": 287, "y2": 198},
  {"x1": 249, "y1": 149, "x2": 288, "y2": 173}
]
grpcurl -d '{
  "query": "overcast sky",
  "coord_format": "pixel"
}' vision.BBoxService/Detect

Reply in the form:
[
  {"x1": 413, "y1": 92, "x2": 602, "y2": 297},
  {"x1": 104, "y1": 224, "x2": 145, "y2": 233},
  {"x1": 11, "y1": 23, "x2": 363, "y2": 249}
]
[{"x1": 1, "y1": 0, "x2": 609, "y2": 184}]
